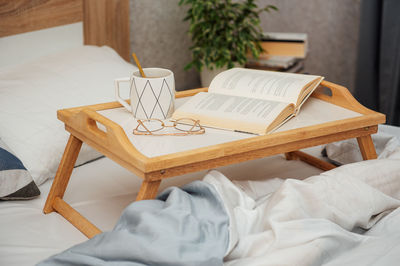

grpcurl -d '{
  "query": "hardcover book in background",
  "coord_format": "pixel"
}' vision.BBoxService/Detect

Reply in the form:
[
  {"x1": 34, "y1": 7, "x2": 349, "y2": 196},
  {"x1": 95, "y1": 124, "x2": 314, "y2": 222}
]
[
  {"x1": 172, "y1": 68, "x2": 323, "y2": 135},
  {"x1": 246, "y1": 55, "x2": 298, "y2": 69},
  {"x1": 246, "y1": 32, "x2": 308, "y2": 73},
  {"x1": 259, "y1": 32, "x2": 308, "y2": 59},
  {"x1": 246, "y1": 60, "x2": 305, "y2": 73}
]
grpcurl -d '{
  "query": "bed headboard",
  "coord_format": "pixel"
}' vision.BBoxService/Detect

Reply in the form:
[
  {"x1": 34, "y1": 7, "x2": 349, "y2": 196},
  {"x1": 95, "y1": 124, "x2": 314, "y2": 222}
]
[{"x1": 0, "y1": 0, "x2": 130, "y2": 61}]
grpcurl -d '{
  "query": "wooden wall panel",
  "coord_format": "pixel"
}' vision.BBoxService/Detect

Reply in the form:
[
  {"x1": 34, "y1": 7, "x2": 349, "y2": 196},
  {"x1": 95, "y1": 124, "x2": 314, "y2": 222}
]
[
  {"x1": 83, "y1": 0, "x2": 130, "y2": 61},
  {"x1": 0, "y1": 0, "x2": 83, "y2": 37}
]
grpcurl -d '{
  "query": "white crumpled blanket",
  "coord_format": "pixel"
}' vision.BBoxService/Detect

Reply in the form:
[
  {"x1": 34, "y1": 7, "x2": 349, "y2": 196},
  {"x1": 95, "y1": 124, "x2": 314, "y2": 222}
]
[{"x1": 205, "y1": 156, "x2": 400, "y2": 265}]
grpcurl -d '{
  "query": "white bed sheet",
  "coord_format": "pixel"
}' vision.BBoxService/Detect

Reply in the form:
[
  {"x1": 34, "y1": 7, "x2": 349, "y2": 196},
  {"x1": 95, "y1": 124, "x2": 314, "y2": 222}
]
[{"x1": 0, "y1": 148, "x2": 325, "y2": 266}]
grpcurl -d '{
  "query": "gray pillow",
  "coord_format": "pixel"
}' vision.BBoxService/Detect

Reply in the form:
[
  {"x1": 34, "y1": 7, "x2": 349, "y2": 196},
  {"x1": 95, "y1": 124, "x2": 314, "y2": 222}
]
[{"x1": 0, "y1": 139, "x2": 40, "y2": 200}]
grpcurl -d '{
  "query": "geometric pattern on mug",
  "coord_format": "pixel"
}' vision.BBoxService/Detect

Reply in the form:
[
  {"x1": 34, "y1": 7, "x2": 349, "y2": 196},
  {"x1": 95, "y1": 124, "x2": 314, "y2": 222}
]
[{"x1": 133, "y1": 78, "x2": 173, "y2": 119}]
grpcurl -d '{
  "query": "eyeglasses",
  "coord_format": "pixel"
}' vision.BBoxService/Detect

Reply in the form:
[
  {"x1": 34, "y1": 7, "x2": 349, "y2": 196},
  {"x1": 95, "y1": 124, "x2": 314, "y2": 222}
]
[{"x1": 133, "y1": 118, "x2": 205, "y2": 136}]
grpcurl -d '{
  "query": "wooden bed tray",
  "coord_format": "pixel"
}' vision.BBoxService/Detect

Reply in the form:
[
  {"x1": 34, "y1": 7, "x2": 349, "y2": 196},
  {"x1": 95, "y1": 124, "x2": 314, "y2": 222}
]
[{"x1": 43, "y1": 80, "x2": 385, "y2": 238}]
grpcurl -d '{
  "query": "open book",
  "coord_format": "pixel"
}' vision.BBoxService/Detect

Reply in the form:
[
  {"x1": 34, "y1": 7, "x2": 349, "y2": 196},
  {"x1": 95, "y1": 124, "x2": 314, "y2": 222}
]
[{"x1": 172, "y1": 68, "x2": 324, "y2": 135}]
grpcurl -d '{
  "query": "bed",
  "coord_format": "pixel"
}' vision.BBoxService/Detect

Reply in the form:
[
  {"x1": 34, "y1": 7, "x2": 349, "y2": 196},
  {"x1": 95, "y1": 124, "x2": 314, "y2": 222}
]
[{"x1": 1, "y1": 1, "x2": 400, "y2": 265}]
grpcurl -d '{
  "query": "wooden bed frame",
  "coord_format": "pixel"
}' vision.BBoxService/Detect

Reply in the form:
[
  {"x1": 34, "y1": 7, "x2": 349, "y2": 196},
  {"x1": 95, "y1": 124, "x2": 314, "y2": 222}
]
[{"x1": 0, "y1": 0, "x2": 130, "y2": 61}]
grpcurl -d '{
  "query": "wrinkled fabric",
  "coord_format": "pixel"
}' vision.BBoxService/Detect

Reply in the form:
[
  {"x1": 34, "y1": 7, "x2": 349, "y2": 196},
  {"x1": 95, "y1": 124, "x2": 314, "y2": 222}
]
[
  {"x1": 213, "y1": 159, "x2": 400, "y2": 265},
  {"x1": 38, "y1": 180, "x2": 229, "y2": 266}
]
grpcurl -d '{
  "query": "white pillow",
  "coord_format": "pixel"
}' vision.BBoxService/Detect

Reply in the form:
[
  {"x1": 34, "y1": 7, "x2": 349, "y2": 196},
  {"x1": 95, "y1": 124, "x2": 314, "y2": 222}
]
[{"x1": 0, "y1": 46, "x2": 137, "y2": 185}]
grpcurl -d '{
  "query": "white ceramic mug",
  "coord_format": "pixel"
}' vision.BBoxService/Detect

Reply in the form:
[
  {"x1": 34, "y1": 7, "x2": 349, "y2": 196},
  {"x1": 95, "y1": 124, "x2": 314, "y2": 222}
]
[{"x1": 115, "y1": 68, "x2": 175, "y2": 120}]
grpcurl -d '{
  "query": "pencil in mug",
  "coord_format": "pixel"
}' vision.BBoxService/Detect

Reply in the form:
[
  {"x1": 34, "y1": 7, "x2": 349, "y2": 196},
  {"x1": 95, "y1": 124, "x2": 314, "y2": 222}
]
[{"x1": 132, "y1": 53, "x2": 146, "y2": 78}]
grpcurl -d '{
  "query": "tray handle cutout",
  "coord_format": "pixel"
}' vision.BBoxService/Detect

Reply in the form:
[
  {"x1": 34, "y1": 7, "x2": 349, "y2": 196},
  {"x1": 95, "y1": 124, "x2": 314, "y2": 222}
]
[
  {"x1": 312, "y1": 81, "x2": 373, "y2": 114},
  {"x1": 78, "y1": 109, "x2": 119, "y2": 143}
]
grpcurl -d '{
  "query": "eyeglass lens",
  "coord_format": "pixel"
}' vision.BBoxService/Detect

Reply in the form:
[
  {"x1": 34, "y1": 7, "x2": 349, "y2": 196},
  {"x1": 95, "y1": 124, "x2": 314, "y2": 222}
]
[
  {"x1": 137, "y1": 120, "x2": 163, "y2": 132},
  {"x1": 175, "y1": 118, "x2": 202, "y2": 132}
]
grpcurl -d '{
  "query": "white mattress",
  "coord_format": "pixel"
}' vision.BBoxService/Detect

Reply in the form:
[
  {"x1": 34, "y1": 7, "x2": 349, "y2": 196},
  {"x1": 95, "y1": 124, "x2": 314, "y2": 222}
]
[{"x1": 0, "y1": 149, "x2": 324, "y2": 265}]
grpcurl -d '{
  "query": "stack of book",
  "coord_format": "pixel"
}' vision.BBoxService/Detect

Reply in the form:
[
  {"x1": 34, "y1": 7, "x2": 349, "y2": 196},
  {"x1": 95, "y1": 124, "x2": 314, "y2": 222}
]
[{"x1": 246, "y1": 32, "x2": 307, "y2": 73}]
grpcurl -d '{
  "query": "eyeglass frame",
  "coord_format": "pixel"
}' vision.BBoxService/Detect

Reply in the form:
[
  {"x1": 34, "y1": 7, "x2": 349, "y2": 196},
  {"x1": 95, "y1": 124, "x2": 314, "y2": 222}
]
[{"x1": 132, "y1": 118, "x2": 205, "y2": 136}]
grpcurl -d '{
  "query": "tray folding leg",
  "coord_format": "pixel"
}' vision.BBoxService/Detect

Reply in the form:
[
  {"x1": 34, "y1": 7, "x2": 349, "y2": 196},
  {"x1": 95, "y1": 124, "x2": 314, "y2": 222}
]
[
  {"x1": 43, "y1": 134, "x2": 164, "y2": 238},
  {"x1": 285, "y1": 133, "x2": 378, "y2": 170},
  {"x1": 136, "y1": 180, "x2": 162, "y2": 201},
  {"x1": 357, "y1": 135, "x2": 378, "y2": 160},
  {"x1": 43, "y1": 134, "x2": 102, "y2": 238},
  {"x1": 284, "y1": 151, "x2": 337, "y2": 171}
]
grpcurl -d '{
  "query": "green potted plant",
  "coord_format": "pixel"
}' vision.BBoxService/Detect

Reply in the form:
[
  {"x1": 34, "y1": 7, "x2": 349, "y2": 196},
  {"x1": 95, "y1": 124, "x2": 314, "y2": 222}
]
[{"x1": 179, "y1": 0, "x2": 277, "y2": 86}]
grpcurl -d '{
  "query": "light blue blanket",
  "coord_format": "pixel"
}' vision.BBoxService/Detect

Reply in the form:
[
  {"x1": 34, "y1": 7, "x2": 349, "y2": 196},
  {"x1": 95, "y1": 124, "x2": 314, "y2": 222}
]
[{"x1": 38, "y1": 181, "x2": 229, "y2": 266}]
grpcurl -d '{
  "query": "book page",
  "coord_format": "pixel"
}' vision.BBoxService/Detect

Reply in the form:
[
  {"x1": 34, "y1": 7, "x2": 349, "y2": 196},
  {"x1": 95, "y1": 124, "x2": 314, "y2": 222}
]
[
  {"x1": 172, "y1": 92, "x2": 292, "y2": 134},
  {"x1": 209, "y1": 68, "x2": 321, "y2": 105}
]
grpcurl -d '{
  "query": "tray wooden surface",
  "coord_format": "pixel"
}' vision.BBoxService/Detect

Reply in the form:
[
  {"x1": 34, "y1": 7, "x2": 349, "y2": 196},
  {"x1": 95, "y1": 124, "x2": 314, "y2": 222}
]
[
  {"x1": 56, "y1": 81, "x2": 384, "y2": 180},
  {"x1": 43, "y1": 80, "x2": 385, "y2": 238}
]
